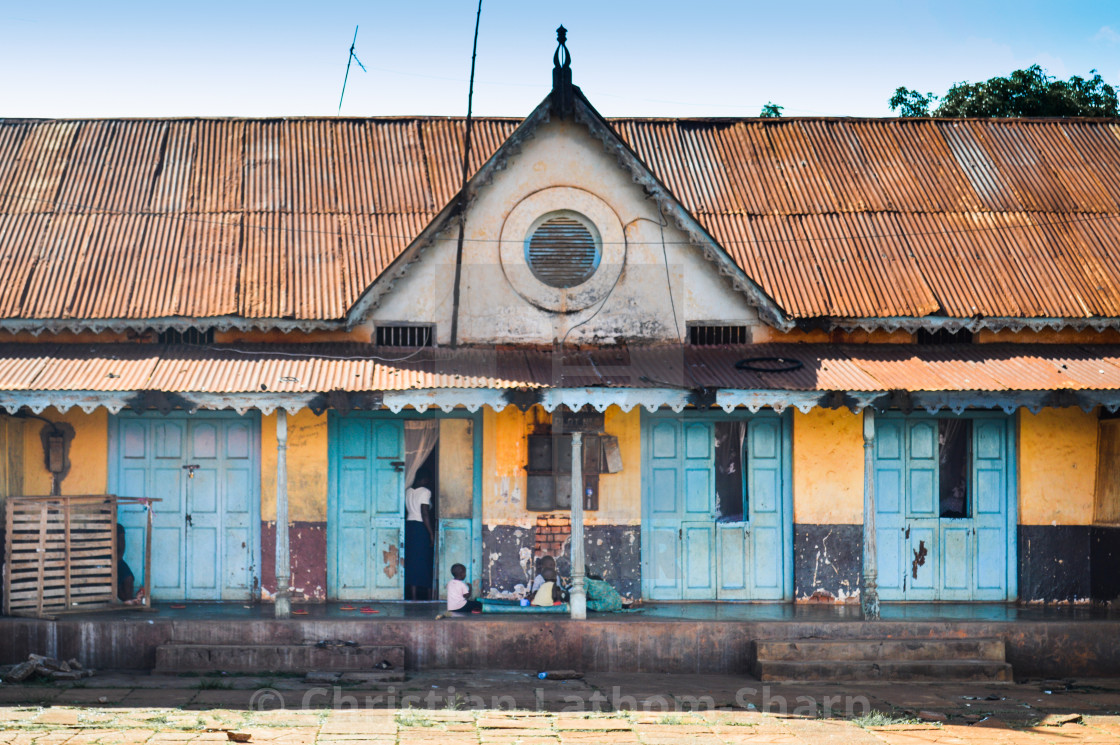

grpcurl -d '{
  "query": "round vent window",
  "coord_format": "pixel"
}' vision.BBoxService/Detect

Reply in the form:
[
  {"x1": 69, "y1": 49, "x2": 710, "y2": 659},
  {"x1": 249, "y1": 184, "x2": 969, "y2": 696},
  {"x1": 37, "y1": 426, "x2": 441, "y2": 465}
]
[{"x1": 524, "y1": 212, "x2": 601, "y2": 289}]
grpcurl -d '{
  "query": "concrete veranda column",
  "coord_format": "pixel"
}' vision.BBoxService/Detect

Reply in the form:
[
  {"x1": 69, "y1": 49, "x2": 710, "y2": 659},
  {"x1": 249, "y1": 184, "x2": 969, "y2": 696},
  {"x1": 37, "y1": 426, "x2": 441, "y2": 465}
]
[
  {"x1": 569, "y1": 432, "x2": 587, "y2": 620},
  {"x1": 862, "y1": 408, "x2": 880, "y2": 620},
  {"x1": 275, "y1": 409, "x2": 291, "y2": 618}
]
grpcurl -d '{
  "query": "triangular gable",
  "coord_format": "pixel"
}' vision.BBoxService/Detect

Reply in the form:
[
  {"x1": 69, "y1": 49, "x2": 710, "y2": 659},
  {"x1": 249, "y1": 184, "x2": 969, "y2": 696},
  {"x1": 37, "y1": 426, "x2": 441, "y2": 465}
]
[{"x1": 344, "y1": 86, "x2": 793, "y2": 332}]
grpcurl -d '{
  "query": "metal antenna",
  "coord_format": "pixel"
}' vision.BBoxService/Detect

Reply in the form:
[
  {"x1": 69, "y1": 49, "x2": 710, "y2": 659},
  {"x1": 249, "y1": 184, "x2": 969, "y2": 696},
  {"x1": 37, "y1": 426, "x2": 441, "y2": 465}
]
[
  {"x1": 449, "y1": 0, "x2": 483, "y2": 348},
  {"x1": 338, "y1": 25, "x2": 367, "y2": 114}
]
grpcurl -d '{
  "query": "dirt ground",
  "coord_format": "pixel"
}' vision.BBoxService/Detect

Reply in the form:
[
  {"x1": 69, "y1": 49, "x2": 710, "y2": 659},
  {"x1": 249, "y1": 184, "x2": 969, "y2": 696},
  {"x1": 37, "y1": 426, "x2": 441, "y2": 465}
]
[{"x1": 0, "y1": 671, "x2": 1118, "y2": 743}]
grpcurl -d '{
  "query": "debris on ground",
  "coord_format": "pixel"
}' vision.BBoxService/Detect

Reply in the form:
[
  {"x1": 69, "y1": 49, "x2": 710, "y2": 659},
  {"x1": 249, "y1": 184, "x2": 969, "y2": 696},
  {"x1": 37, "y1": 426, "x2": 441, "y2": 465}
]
[
  {"x1": 1039, "y1": 713, "x2": 1084, "y2": 726},
  {"x1": 205, "y1": 729, "x2": 251, "y2": 742},
  {"x1": 536, "y1": 670, "x2": 583, "y2": 680},
  {"x1": 2, "y1": 654, "x2": 95, "y2": 683},
  {"x1": 917, "y1": 710, "x2": 947, "y2": 722},
  {"x1": 313, "y1": 639, "x2": 358, "y2": 649}
]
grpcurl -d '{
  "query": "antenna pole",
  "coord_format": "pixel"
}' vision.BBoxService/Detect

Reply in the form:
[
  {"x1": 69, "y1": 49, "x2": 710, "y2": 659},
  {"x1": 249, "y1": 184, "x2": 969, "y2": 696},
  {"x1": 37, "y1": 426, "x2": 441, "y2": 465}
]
[
  {"x1": 449, "y1": 0, "x2": 483, "y2": 348},
  {"x1": 338, "y1": 25, "x2": 363, "y2": 114}
]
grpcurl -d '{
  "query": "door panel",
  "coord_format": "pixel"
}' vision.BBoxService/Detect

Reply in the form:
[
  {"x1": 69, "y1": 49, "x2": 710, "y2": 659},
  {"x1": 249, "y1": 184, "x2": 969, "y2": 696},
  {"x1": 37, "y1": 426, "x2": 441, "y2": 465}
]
[
  {"x1": 906, "y1": 525, "x2": 936, "y2": 597},
  {"x1": 111, "y1": 414, "x2": 259, "y2": 601},
  {"x1": 876, "y1": 526, "x2": 904, "y2": 594},
  {"x1": 329, "y1": 417, "x2": 405, "y2": 600},
  {"x1": 683, "y1": 423, "x2": 713, "y2": 516},
  {"x1": 648, "y1": 525, "x2": 681, "y2": 598},
  {"x1": 875, "y1": 416, "x2": 1011, "y2": 601},
  {"x1": 717, "y1": 523, "x2": 748, "y2": 599},
  {"x1": 940, "y1": 524, "x2": 971, "y2": 599},
  {"x1": 371, "y1": 524, "x2": 404, "y2": 595},
  {"x1": 438, "y1": 519, "x2": 472, "y2": 600},
  {"x1": 650, "y1": 468, "x2": 679, "y2": 515},
  {"x1": 748, "y1": 419, "x2": 784, "y2": 597},
  {"x1": 682, "y1": 522, "x2": 715, "y2": 599},
  {"x1": 643, "y1": 415, "x2": 788, "y2": 601}
]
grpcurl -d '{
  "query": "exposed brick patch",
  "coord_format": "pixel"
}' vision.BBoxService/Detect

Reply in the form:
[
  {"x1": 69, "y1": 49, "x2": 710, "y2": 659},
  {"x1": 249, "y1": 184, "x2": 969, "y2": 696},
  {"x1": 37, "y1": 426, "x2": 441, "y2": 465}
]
[{"x1": 534, "y1": 513, "x2": 571, "y2": 559}]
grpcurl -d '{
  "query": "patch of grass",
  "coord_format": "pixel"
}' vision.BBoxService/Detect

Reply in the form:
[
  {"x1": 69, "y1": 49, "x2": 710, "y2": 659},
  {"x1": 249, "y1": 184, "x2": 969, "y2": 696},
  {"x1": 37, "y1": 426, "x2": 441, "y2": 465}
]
[
  {"x1": 657, "y1": 714, "x2": 690, "y2": 725},
  {"x1": 851, "y1": 710, "x2": 923, "y2": 728},
  {"x1": 196, "y1": 679, "x2": 233, "y2": 690},
  {"x1": 394, "y1": 708, "x2": 438, "y2": 728}
]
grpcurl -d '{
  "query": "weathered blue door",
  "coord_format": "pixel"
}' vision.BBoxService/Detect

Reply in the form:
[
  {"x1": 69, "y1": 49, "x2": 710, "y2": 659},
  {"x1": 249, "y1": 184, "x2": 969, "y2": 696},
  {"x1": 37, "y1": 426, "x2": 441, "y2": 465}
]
[
  {"x1": 110, "y1": 413, "x2": 260, "y2": 601},
  {"x1": 874, "y1": 415, "x2": 1014, "y2": 601},
  {"x1": 328, "y1": 417, "x2": 405, "y2": 600},
  {"x1": 642, "y1": 414, "x2": 789, "y2": 601}
]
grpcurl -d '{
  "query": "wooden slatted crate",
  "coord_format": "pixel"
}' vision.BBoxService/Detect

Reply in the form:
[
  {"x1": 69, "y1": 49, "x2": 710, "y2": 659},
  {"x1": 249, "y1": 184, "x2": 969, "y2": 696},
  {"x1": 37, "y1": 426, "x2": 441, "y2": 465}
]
[{"x1": 3, "y1": 495, "x2": 119, "y2": 617}]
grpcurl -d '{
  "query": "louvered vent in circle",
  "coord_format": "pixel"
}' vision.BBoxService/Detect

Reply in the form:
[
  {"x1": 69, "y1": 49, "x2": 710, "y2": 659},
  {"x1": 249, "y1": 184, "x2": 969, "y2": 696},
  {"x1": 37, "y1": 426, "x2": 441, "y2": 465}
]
[{"x1": 525, "y1": 214, "x2": 600, "y2": 288}]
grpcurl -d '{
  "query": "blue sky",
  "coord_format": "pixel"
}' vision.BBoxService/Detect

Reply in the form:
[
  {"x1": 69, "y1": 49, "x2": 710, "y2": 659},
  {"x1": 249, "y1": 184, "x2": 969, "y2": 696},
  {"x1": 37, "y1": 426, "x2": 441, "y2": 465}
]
[{"x1": 1, "y1": 1, "x2": 1117, "y2": 118}]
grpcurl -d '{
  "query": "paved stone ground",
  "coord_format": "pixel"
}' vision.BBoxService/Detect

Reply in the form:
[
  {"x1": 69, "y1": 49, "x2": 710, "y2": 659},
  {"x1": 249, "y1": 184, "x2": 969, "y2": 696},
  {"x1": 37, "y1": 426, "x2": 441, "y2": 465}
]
[{"x1": 0, "y1": 672, "x2": 1117, "y2": 743}]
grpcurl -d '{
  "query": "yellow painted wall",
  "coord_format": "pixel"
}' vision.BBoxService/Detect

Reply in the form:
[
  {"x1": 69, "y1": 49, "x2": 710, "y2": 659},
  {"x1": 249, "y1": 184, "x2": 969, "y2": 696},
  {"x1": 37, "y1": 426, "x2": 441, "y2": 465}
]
[
  {"x1": 261, "y1": 410, "x2": 328, "y2": 523},
  {"x1": 482, "y1": 404, "x2": 641, "y2": 527},
  {"x1": 1019, "y1": 408, "x2": 1098, "y2": 525},
  {"x1": 598, "y1": 407, "x2": 641, "y2": 525},
  {"x1": 482, "y1": 405, "x2": 538, "y2": 527},
  {"x1": 0, "y1": 416, "x2": 23, "y2": 498},
  {"x1": 792, "y1": 408, "x2": 864, "y2": 524},
  {"x1": 21, "y1": 408, "x2": 108, "y2": 496}
]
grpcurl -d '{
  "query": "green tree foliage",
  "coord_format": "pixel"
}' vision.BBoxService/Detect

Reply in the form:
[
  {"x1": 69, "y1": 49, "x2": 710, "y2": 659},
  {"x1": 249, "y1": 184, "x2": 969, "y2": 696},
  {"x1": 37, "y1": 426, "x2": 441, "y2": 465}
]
[
  {"x1": 760, "y1": 102, "x2": 783, "y2": 118},
  {"x1": 890, "y1": 65, "x2": 1119, "y2": 118}
]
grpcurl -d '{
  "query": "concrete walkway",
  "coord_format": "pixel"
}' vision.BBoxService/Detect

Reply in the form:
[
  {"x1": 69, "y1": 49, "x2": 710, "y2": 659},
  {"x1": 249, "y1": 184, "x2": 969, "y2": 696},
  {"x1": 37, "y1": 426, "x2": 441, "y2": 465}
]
[{"x1": 0, "y1": 672, "x2": 1118, "y2": 743}]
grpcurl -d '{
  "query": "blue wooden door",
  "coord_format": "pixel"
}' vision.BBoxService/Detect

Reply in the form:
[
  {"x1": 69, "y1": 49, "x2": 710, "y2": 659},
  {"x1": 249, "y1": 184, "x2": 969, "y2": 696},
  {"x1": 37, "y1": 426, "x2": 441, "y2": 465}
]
[
  {"x1": 111, "y1": 413, "x2": 260, "y2": 601},
  {"x1": 874, "y1": 416, "x2": 1012, "y2": 601},
  {"x1": 745, "y1": 418, "x2": 785, "y2": 599},
  {"x1": 971, "y1": 419, "x2": 1011, "y2": 601},
  {"x1": 642, "y1": 414, "x2": 789, "y2": 601},
  {"x1": 328, "y1": 417, "x2": 405, "y2": 600}
]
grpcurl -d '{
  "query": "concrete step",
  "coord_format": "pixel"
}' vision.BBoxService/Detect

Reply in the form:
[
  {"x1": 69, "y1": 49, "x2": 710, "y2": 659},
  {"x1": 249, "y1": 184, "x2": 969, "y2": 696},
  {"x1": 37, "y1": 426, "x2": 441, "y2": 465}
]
[
  {"x1": 154, "y1": 644, "x2": 405, "y2": 675},
  {"x1": 753, "y1": 659, "x2": 1013, "y2": 683},
  {"x1": 755, "y1": 638, "x2": 1006, "y2": 663}
]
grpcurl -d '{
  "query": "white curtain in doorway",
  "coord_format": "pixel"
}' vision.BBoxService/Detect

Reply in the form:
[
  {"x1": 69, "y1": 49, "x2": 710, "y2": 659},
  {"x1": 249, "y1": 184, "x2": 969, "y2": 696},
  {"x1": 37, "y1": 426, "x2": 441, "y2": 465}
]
[{"x1": 404, "y1": 420, "x2": 439, "y2": 488}]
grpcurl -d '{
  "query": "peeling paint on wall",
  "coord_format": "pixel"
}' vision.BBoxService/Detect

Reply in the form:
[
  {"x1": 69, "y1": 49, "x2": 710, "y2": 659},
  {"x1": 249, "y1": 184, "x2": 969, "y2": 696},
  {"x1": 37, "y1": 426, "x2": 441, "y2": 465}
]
[
  {"x1": 260, "y1": 521, "x2": 327, "y2": 602},
  {"x1": 794, "y1": 524, "x2": 861, "y2": 603}
]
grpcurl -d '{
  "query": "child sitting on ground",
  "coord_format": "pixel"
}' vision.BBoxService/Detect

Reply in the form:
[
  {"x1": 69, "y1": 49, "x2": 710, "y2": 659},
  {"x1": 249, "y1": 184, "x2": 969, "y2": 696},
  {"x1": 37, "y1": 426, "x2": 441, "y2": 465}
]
[
  {"x1": 446, "y1": 563, "x2": 482, "y2": 614},
  {"x1": 531, "y1": 567, "x2": 567, "y2": 606},
  {"x1": 531, "y1": 555, "x2": 556, "y2": 593}
]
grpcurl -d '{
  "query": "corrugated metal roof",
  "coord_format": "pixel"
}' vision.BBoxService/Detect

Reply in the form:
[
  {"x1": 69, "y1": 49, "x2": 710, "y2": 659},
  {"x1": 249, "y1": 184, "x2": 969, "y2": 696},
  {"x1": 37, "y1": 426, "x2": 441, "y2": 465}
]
[
  {"x1": 1, "y1": 116, "x2": 1120, "y2": 322},
  {"x1": 2, "y1": 343, "x2": 1119, "y2": 393}
]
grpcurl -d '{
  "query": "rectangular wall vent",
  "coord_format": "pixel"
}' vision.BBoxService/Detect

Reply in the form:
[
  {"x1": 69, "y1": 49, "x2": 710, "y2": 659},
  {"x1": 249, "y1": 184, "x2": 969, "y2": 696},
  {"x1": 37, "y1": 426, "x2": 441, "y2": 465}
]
[
  {"x1": 158, "y1": 328, "x2": 214, "y2": 345},
  {"x1": 375, "y1": 324, "x2": 434, "y2": 347},
  {"x1": 915, "y1": 328, "x2": 974, "y2": 345},
  {"x1": 688, "y1": 324, "x2": 749, "y2": 346}
]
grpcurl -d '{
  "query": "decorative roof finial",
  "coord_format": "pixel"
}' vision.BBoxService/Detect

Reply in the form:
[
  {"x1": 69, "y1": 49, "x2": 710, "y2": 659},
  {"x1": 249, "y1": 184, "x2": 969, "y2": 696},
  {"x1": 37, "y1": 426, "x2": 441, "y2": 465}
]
[{"x1": 551, "y1": 25, "x2": 574, "y2": 118}]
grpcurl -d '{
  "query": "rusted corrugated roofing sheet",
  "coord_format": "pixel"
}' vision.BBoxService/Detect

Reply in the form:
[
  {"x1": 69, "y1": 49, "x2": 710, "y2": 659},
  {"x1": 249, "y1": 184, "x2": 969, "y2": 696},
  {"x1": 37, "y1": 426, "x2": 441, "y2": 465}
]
[
  {"x1": 2, "y1": 343, "x2": 1119, "y2": 393},
  {"x1": 2, "y1": 116, "x2": 1120, "y2": 322}
]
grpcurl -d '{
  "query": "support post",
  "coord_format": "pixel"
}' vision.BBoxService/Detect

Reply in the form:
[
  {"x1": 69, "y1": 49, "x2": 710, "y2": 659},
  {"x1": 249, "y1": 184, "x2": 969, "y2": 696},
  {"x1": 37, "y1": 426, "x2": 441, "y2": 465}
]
[
  {"x1": 275, "y1": 410, "x2": 291, "y2": 619},
  {"x1": 569, "y1": 432, "x2": 586, "y2": 620},
  {"x1": 861, "y1": 408, "x2": 880, "y2": 620}
]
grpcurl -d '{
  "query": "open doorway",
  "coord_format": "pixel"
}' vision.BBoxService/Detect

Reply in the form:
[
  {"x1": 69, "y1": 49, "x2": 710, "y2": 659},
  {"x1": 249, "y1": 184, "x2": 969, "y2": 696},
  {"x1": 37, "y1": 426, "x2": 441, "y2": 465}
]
[{"x1": 404, "y1": 421, "x2": 439, "y2": 600}]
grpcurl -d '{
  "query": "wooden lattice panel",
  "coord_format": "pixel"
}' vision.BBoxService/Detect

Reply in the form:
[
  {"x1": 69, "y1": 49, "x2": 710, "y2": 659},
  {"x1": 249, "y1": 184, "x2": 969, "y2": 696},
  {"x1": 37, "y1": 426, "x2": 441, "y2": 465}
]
[{"x1": 4, "y1": 496, "x2": 118, "y2": 617}]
